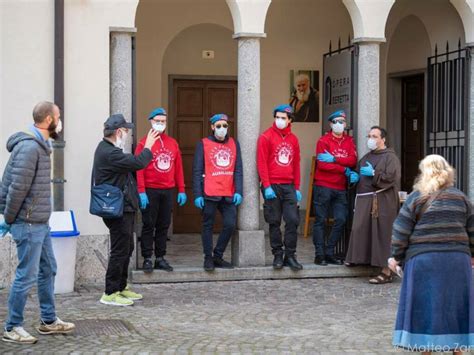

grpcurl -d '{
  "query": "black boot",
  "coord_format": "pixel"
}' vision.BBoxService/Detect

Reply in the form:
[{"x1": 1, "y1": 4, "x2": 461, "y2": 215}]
[
  {"x1": 143, "y1": 258, "x2": 153, "y2": 273},
  {"x1": 213, "y1": 256, "x2": 234, "y2": 269},
  {"x1": 284, "y1": 255, "x2": 303, "y2": 271},
  {"x1": 273, "y1": 253, "x2": 284, "y2": 270},
  {"x1": 326, "y1": 256, "x2": 343, "y2": 265},
  {"x1": 314, "y1": 255, "x2": 328, "y2": 266},
  {"x1": 155, "y1": 257, "x2": 173, "y2": 272},
  {"x1": 204, "y1": 256, "x2": 215, "y2": 272}
]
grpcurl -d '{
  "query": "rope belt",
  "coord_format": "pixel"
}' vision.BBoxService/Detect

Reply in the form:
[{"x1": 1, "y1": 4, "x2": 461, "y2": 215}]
[{"x1": 355, "y1": 187, "x2": 391, "y2": 219}]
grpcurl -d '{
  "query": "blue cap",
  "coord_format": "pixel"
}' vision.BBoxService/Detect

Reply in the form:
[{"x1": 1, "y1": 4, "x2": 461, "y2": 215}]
[
  {"x1": 273, "y1": 104, "x2": 294, "y2": 117},
  {"x1": 210, "y1": 113, "x2": 228, "y2": 124},
  {"x1": 148, "y1": 107, "x2": 167, "y2": 120},
  {"x1": 328, "y1": 110, "x2": 346, "y2": 122}
]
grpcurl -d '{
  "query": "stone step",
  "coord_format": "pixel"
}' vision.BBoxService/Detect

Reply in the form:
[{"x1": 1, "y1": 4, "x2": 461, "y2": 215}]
[{"x1": 131, "y1": 264, "x2": 378, "y2": 284}]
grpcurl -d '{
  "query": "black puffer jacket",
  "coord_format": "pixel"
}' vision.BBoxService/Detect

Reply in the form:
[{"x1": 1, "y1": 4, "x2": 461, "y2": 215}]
[
  {"x1": 91, "y1": 139, "x2": 152, "y2": 212},
  {"x1": 0, "y1": 131, "x2": 52, "y2": 224}
]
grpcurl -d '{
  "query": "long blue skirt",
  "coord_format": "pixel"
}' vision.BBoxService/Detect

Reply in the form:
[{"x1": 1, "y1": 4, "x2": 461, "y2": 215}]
[{"x1": 393, "y1": 251, "x2": 474, "y2": 352}]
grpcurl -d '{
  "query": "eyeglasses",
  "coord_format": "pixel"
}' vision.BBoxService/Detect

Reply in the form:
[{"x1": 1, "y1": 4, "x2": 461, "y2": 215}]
[
  {"x1": 332, "y1": 119, "x2": 346, "y2": 124},
  {"x1": 215, "y1": 124, "x2": 228, "y2": 129}
]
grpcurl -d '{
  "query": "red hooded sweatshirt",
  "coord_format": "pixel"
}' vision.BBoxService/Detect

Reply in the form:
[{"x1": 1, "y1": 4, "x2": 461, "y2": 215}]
[
  {"x1": 135, "y1": 133, "x2": 185, "y2": 193},
  {"x1": 313, "y1": 132, "x2": 357, "y2": 191},
  {"x1": 257, "y1": 123, "x2": 301, "y2": 190}
]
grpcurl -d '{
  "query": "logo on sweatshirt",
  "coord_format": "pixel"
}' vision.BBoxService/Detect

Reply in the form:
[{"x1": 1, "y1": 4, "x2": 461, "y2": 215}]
[
  {"x1": 153, "y1": 148, "x2": 174, "y2": 173},
  {"x1": 275, "y1": 142, "x2": 293, "y2": 166},
  {"x1": 210, "y1": 146, "x2": 233, "y2": 170}
]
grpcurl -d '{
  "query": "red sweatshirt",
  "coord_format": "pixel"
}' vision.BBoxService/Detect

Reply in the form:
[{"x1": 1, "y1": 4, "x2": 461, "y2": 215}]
[
  {"x1": 257, "y1": 123, "x2": 301, "y2": 190},
  {"x1": 314, "y1": 132, "x2": 357, "y2": 191},
  {"x1": 135, "y1": 133, "x2": 185, "y2": 193}
]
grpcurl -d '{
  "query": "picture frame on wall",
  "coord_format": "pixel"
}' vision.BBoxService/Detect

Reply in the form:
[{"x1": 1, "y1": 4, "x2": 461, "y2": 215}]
[{"x1": 289, "y1": 70, "x2": 320, "y2": 123}]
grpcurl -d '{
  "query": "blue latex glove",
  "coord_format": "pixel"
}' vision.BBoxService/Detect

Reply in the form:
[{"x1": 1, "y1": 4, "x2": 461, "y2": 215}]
[
  {"x1": 264, "y1": 187, "x2": 277, "y2": 200},
  {"x1": 360, "y1": 161, "x2": 375, "y2": 177},
  {"x1": 194, "y1": 197, "x2": 205, "y2": 209},
  {"x1": 139, "y1": 193, "x2": 149, "y2": 210},
  {"x1": 317, "y1": 150, "x2": 335, "y2": 163},
  {"x1": 349, "y1": 171, "x2": 360, "y2": 184},
  {"x1": 296, "y1": 190, "x2": 302, "y2": 202},
  {"x1": 344, "y1": 167, "x2": 352, "y2": 177},
  {"x1": 0, "y1": 222, "x2": 10, "y2": 238},
  {"x1": 233, "y1": 193, "x2": 243, "y2": 206},
  {"x1": 177, "y1": 193, "x2": 187, "y2": 206}
]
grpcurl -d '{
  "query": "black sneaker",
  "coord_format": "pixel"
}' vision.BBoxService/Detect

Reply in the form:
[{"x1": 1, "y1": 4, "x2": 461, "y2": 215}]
[
  {"x1": 314, "y1": 256, "x2": 327, "y2": 266},
  {"x1": 143, "y1": 258, "x2": 153, "y2": 273},
  {"x1": 273, "y1": 254, "x2": 284, "y2": 270},
  {"x1": 213, "y1": 256, "x2": 234, "y2": 269},
  {"x1": 154, "y1": 257, "x2": 173, "y2": 272},
  {"x1": 204, "y1": 257, "x2": 215, "y2": 272},
  {"x1": 326, "y1": 256, "x2": 343, "y2": 265},
  {"x1": 284, "y1": 255, "x2": 303, "y2": 271}
]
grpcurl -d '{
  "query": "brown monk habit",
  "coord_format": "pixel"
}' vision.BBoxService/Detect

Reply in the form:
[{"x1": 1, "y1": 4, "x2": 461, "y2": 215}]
[{"x1": 345, "y1": 148, "x2": 401, "y2": 267}]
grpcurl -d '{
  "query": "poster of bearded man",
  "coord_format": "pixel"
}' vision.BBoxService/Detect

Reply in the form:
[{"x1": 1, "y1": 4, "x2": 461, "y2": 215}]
[{"x1": 289, "y1": 70, "x2": 320, "y2": 122}]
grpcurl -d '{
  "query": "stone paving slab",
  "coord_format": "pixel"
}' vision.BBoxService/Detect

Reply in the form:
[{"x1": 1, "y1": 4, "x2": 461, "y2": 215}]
[{"x1": 0, "y1": 278, "x2": 462, "y2": 354}]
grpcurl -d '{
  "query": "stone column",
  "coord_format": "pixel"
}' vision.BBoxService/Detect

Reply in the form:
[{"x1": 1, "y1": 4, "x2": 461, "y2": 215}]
[
  {"x1": 110, "y1": 27, "x2": 136, "y2": 154},
  {"x1": 110, "y1": 27, "x2": 137, "y2": 271},
  {"x1": 355, "y1": 41, "x2": 383, "y2": 157},
  {"x1": 231, "y1": 35, "x2": 266, "y2": 267},
  {"x1": 468, "y1": 46, "x2": 474, "y2": 201}
]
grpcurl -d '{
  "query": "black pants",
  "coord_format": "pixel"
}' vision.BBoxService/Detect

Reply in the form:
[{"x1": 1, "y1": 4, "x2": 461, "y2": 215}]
[
  {"x1": 201, "y1": 198, "x2": 236, "y2": 258},
  {"x1": 263, "y1": 184, "x2": 299, "y2": 257},
  {"x1": 103, "y1": 212, "x2": 135, "y2": 295},
  {"x1": 140, "y1": 188, "x2": 173, "y2": 259}
]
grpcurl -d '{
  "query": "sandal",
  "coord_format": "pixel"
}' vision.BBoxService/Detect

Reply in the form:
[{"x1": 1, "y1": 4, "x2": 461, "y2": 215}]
[{"x1": 369, "y1": 272, "x2": 393, "y2": 284}]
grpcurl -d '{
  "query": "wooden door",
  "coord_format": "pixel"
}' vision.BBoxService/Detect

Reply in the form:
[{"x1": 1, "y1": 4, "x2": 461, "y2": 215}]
[
  {"x1": 401, "y1": 74, "x2": 424, "y2": 191},
  {"x1": 171, "y1": 78, "x2": 237, "y2": 233}
]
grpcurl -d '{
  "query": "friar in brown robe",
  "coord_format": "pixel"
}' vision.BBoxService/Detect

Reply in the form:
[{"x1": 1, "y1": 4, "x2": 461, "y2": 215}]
[{"x1": 345, "y1": 127, "x2": 401, "y2": 282}]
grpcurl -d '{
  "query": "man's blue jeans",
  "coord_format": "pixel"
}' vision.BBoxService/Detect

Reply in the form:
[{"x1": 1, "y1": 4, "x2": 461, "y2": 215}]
[
  {"x1": 312, "y1": 185, "x2": 348, "y2": 257},
  {"x1": 5, "y1": 223, "x2": 57, "y2": 331}
]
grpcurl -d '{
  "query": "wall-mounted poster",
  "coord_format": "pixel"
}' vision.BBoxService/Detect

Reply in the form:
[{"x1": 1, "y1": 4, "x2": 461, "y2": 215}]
[{"x1": 289, "y1": 70, "x2": 320, "y2": 123}]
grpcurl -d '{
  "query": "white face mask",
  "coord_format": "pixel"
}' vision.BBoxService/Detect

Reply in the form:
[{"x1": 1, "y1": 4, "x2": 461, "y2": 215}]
[
  {"x1": 55, "y1": 119, "x2": 62, "y2": 134},
  {"x1": 275, "y1": 118, "x2": 287, "y2": 130},
  {"x1": 367, "y1": 138, "x2": 378, "y2": 151},
  {"x1": 115, "y1": 130, "x2": 127, "y2": 150},
  {"x1": 214, "y1": 127, "x2": 227, "y2": 140},
  {"x1": 152, "y1": 122, "x2": 166, "y2": 133},
  {"x1": 331, "y1": 122, "x2": 345, "y2": 134}
]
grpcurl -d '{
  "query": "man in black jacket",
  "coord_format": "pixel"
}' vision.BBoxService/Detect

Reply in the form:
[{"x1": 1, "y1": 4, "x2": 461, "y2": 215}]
[
  {"x1": 192, "y1": 114, "x2": 243, "y2": 272},
  {"x1": 92, "y1": 114, "x2": 159, "y2": 306}
]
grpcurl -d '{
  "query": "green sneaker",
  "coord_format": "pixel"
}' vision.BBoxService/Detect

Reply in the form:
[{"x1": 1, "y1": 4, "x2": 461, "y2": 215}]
[
  {"x1": 120, "y1": 286, "x2": 143, "y2": 301},
  {"x1": 100, "y1": 292, "x2": 134, "y2": 306}
]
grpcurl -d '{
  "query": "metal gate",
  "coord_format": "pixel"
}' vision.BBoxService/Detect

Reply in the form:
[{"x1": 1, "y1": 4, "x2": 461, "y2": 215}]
[{"x1": 427, "y1": 41, "x2": 470, "y2": 191}]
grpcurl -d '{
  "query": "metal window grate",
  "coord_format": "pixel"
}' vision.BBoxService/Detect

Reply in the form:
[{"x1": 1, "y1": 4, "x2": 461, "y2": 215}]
[{"x1": 427, "y1": 41, "x2": 470, "y2": 191}]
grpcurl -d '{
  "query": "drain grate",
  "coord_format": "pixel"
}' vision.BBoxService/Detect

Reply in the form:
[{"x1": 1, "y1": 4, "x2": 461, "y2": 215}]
[{"x1": 73, "y1": 319, "x2": 135, "y2": 336}]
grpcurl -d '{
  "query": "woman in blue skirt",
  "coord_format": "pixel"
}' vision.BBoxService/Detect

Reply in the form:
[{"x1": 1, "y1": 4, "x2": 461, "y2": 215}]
[{"x1": 389, "y1": 154, "x2": 474, "y2": 355}]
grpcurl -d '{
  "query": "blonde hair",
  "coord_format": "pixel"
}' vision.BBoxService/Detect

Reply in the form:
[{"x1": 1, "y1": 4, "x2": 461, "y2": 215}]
[{"x1": 413, "y1": 154, "x2": 455, "y2": 197}]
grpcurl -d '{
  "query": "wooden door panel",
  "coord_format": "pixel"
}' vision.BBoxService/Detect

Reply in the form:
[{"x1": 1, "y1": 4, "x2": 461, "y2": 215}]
[
  {"x1": 177, "y1": 121, "x2": 203, "y2": 150},
  {"x1": 177, "y1": 87, "x2": 204, "y2": 117},
  {"x1": 401, "y1": 75, "x2": 424, "y2": 192},
  {"x1": 172, "y1": 78, "x2": 237, "y2": 233}
]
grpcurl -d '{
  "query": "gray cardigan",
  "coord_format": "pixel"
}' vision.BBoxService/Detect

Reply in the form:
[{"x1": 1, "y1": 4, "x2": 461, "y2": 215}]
[{"x1": 0, "y1": 131, "x2": 52, "y2": 224}]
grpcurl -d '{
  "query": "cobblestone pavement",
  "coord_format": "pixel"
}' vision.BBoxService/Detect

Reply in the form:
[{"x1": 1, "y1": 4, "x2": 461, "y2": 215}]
[{"x1": 0, "y1": 277, "x2": 452, "y2": 354}]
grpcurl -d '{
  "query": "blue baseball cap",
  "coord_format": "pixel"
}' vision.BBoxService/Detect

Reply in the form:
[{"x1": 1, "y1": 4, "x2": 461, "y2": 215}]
[
  {"x1": 210, "y1": 113, "x2": 228, "y2": 124},
  {"x1": 273, "y1": 104, "x2": 294, "y2": 117},
  {"x1": 328, "y1": 110, "x2": 346, "y2": 122},
  {"x1": 148, "y1": 107, "x2": 167, "y2": 120}
]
